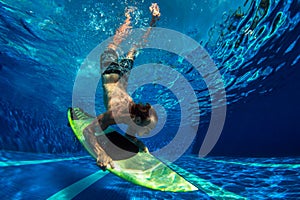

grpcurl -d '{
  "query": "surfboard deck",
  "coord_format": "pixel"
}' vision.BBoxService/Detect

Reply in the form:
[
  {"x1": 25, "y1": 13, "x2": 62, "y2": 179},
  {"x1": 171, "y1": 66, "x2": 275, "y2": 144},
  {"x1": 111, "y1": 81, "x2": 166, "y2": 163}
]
[{"x1": 68, "y1": 107, "x2": 198, "y2": 192}]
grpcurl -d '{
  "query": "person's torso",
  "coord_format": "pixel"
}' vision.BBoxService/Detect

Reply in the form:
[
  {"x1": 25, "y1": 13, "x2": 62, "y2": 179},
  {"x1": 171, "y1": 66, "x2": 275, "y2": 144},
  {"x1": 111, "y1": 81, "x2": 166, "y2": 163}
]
[{"x1": 102, "y1": 74, "x2": 132, "y2": 116}]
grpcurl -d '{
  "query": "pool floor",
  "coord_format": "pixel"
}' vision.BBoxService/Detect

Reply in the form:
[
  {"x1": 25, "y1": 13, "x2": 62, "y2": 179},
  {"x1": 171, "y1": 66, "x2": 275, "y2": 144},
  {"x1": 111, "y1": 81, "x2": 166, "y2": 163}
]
[{"x1": 0, "y1": 151, "x2": 299, "y2": 199}]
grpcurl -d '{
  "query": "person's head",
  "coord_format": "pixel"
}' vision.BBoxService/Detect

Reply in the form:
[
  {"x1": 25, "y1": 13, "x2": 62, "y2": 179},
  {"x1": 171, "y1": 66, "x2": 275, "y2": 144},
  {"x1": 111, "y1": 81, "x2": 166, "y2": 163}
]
[{"x1": 129, "y1": 102, "x2": 158, "y2": 136}]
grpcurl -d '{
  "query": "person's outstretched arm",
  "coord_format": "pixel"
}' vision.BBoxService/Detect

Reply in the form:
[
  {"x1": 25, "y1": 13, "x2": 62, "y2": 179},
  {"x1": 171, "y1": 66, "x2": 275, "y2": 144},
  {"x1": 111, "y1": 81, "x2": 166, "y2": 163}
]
[{"x1": 83, "y1": 111, "x2": 115, "y2": 169}]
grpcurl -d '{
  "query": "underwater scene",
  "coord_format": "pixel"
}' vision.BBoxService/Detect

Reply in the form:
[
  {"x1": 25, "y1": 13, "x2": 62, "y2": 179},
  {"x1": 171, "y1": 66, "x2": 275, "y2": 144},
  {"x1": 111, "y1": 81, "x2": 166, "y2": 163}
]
[{"x1": 0, "y1": 0, "x2": 299, "y2": 199}]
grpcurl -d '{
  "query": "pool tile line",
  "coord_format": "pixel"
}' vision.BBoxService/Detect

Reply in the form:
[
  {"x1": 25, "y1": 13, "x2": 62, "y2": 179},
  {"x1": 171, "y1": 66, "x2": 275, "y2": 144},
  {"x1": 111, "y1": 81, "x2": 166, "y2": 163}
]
[
  {"x1": 201, "y1": 158, "x2": 300, "y2": 169},
  {"x1": 47, "y1": 170, "x2": 109, "y2": 200},
  {"x1": 0, "y1": 156, "x2": 91, "y2": 167}
]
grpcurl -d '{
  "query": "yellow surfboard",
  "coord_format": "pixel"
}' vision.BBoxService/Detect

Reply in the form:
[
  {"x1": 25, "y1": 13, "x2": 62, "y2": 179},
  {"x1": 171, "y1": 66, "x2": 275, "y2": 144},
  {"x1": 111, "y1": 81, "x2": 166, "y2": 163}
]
[{"x1": 68, "y1": 108, "x2": 198, "y2": 192}]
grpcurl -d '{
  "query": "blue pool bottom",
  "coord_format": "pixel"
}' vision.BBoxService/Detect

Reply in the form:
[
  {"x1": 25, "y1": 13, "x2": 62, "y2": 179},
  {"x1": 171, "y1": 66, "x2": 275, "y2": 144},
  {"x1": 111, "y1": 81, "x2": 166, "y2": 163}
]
[{"x1": 0, "y1": 151, "x2": 299, "y2": 199}]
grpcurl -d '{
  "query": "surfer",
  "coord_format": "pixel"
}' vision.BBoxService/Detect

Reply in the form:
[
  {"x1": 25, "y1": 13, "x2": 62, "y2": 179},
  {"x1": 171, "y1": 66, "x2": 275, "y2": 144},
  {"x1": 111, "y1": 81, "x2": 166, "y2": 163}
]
[{"x1": 83, "y1": 3, "x2": 160, "y2": 170}]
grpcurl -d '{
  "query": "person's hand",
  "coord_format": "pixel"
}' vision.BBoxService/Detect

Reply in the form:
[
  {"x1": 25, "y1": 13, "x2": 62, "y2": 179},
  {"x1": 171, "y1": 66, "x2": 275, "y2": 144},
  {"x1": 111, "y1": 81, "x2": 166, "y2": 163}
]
[
  {"x1": 96, "y1": 150, "x2": 115, "y2": 171},
  {"x1": 126, "y1": 134, "x2": 149, "y2": 153},
  {"x1": 135, "y1": 139, "x2": 149, "y2": 153},
  {"x1": 142, "y1": 146, "x2": 149, "y2": 153}
]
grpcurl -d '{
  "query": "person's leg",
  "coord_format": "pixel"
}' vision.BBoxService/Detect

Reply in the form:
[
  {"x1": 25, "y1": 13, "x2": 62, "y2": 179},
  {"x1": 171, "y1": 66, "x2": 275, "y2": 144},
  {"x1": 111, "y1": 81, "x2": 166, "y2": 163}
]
[
  {"x1": 100, "y1": 7, "x2": 135, "y2": 71},
  {"x1": 125, "y1": 3, "x2": 160, "y2": 61},
  {"x1": 118, "y1": 3, "x2": 160, "y2": 87},
  {"x1": 108, "y1": 7, "x2": 135, "y2": 51}
]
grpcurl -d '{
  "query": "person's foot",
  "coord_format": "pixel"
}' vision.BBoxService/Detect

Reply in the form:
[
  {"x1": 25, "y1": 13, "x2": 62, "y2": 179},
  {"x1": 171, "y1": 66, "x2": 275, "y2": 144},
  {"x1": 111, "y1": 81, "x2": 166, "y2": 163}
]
[{"x1": 149, "y1": 3, "x2": 160, "y2": 18}]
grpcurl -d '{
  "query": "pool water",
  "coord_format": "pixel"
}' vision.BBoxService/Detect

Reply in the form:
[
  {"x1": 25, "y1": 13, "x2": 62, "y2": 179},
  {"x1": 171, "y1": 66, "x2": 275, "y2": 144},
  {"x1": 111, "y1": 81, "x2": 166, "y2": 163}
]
[{"x1": 0, "y1": 0, "x2": 299, "y2": 199}]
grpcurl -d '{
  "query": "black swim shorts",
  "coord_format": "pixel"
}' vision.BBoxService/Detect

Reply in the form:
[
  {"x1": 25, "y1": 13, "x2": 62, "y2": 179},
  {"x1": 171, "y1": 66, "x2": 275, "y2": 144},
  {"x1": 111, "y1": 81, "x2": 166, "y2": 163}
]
[{"x1": 101, "y1": 49, "x2": 133, "y2": 77}]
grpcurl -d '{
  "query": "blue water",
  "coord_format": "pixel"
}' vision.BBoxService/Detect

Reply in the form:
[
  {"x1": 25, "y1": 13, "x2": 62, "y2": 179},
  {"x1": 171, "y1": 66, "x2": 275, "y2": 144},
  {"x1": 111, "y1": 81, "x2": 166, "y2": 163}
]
[{"x1": 1, "y1": 0, "x2": 300, "y2": 199}]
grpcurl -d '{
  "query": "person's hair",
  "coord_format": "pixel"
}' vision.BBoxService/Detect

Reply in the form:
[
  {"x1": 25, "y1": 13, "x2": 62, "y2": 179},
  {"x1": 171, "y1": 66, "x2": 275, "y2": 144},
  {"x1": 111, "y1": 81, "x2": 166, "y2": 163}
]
[{"x1": 130, "y1": 103, "x2": 151, "y2": 121}]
